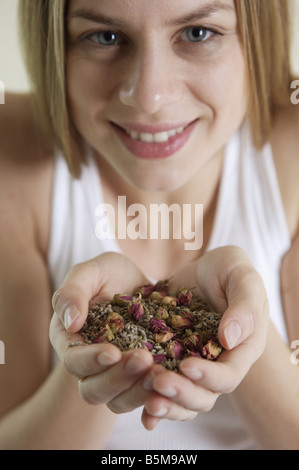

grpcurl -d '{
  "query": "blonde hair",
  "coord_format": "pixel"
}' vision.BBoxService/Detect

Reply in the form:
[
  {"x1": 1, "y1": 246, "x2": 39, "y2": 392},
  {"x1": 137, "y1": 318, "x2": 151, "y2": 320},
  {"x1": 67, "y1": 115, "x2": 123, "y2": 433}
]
[{"x1": 19, "y1": 0, "x2": 294, "y2": 177}]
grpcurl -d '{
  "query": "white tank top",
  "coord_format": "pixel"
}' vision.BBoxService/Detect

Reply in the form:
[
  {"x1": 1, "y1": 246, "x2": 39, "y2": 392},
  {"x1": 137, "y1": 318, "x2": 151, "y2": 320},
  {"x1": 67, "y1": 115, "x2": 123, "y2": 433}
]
[{"x1": 48, "y1": 126, "x2": 291, "y2": 450}]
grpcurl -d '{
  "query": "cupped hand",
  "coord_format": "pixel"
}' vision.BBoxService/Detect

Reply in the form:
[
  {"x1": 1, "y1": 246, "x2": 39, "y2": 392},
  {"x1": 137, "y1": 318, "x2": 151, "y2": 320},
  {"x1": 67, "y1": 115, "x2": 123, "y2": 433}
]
[
  {"x1": 50, "y1": 252, "x2": 155, "y2": 410},
  {"x1": 50, "y1": 246, "x2": 269, "y2": 429},
  {"x1": 140, "y1": 246, "x2": 270, "y2": 429}
]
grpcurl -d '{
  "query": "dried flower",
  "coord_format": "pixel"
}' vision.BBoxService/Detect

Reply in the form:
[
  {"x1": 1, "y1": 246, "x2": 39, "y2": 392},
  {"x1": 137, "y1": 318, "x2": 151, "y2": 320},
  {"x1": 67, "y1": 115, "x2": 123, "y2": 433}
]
[
  {"x1": 177, "y1": 287, "x2": 193, "y2": 306},
  {"x1": 162, "y1": 296, "x2": 178, "y2": 307},
  {"x1": 136, "y1": 284, "x2": 155, "y2": 298},
  {"x1": 166, "y1": 340, "x2": 185, "y2": 360},
  {"x1": 187, "y1": 350, "x2": 202, "y2": 358},
  {"x1": 150, "y1": 291, "x2": 165, "y2": 302},
  {"x1": 93, "y1": 326, "x2": 114, "y2": 343},
  {"x1": 80, "y1": 279, "x2": 224, "y2": 373},
  {"x1": 155, "y1": 331, "x2": 176, "y2": 343},
  {"x1": 128, "y1": 302, "x2": 144, "y2": 321},
  {"x1": 153, "y1": 280, "x2": 169, "y2": 295},
  {"x1": 170, "y1": 310, "x2": 195, "y2": 329},
  {"x1": 105, "y1": 312, "x2": 125, "y2": 334},
  {"x1": 183, "y1": 332, "x2": 203, "y2": 353},
  {"x1": 201, "y1": 340, "x2": 222, "y2": 360},
  {"x1": 144, "y1": 341, "x2": 154, "y2": 351},
  {"x1": 150, "y1": 318, "x2": 170, "y2": 333},
  {"x1": 112, "y1": 294, "x2": 133, "y2": 306},
  {"x1": 155, "y1": 306, "x2": 169, "y2": 320},
  {"x1": 153, "y1": 354, "x2": 166, "y2": 364}
]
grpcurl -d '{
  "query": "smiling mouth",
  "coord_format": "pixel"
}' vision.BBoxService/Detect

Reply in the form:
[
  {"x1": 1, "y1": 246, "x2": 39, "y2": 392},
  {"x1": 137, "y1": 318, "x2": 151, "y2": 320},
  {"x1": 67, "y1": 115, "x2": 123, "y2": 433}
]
[
  {"x1": 111, "y1": 119, "x2": 199, "y2": 159},
  {"x1": 123, "y1": 125, "x2": 188, "y2": 144}
]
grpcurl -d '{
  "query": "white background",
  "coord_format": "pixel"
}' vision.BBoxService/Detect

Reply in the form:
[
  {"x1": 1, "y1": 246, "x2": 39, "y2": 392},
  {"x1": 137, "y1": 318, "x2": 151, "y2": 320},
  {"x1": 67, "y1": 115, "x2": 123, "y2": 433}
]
[{"x1": 0, "y1": 0, "x2": 299, "y2": 92}]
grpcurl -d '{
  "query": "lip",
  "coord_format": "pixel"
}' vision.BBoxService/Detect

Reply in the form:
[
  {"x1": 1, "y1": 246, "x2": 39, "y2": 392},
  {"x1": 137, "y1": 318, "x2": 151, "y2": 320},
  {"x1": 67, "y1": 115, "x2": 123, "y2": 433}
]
[{"x1": 111, "y1": 119, "x2": 199, "y2": 159}]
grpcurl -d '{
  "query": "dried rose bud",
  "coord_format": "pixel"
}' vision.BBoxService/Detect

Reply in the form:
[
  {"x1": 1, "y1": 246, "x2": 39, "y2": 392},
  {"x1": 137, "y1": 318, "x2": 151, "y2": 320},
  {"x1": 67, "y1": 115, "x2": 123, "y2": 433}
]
[
  {"x1": 177, "y1": 287, "x2": 193, "y2": 306},
  {"x1": 187, "y1": 350, "x2": 202, "y2": 358},
  {"x1": 153, "y1": 280, "x2": 169, "y2": 295},
  {"x1": 155, "y1": 306, "x2": 169, "y2": 320},
  {"x1": 201, "y1": 340, "x2": 222, "y2": 360},
  {"x1": 150, "y1": 318, "x2": 170, "y2": 333},
  {"x1": 170, "y1": 310, "x2": 195, "y2": 329},
  {"x1": 200, "y1": 330, "x2": 217, "y2": 344},
  {"x1": 166, "y1": 340, "x2": 185, "y2": 360},
  {"x1": 105, "y1": 312, "x2": 125, "y2": 334},
  {"x1": 155, "y1": 331, "x2": 176, "y2": 343},
  {"x1": 183, "y1": 332, "x2": 203, "y2": 353},
  {"x1": 144, "y1": 341, "x2": 154, "y2": 351},
  {"x1": 93, "y1": 326, "x2": 114, "y2": 343},
  {"x1": 162, "y1": 296, "x2": 178, "y2": 307},
  {"x1": 153, "y1": 354, "x2": 166, "y2": 364},
  {"x1": 128, "y1": 302, "x2": 144, "y2": 321},
  {"x1": 137, "y1": 284, "x2": 155, "y2": 298},
  {"x1": 150, "y1": 291, "x2": 165, "y2": 302},
  {"x1": 112, "y1": 294, "x2": 133, "y2": 306}
]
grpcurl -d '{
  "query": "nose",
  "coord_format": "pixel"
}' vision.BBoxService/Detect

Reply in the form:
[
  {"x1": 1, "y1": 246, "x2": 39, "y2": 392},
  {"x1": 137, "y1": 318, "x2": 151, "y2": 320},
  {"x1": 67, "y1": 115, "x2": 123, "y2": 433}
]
[{"x1": 118, "y1": 43, "x2": 184, "y2": 114}]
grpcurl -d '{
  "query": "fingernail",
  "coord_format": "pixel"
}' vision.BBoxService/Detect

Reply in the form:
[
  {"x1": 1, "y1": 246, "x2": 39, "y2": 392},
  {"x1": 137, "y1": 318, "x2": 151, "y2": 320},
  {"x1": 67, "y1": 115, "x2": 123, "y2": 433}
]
[
  {"x1": 183, "y1": 369, "x2": 203, "y2": 381},
  {"x1": 97, "y1": 352, "x2": 119, "y2": 367},
  {"x1": 156, "y1": 387, "x2": 177, "y2": 398},
  {"x1": 64, "y1": 307, "x2": 80, "y2": 330},
  {"x1": 151, "y1": 407, "x2": 168, "y2": 417},
  {"x1": 224, "y1": 320, "x2": 242, "y2": 349}
]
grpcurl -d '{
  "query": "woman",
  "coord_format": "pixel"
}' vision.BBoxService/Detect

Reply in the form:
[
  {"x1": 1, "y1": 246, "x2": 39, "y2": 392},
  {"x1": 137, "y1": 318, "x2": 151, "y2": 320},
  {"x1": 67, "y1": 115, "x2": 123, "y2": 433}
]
[{"x1": 0, "y1": 0, "x2": 298, "y2": 450}]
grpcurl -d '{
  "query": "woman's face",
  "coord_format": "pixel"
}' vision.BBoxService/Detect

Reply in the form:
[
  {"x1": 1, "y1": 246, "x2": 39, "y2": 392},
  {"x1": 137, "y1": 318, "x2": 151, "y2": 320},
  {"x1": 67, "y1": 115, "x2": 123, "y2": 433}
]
[{"x1": 66, "y1": 0, "x2": 247, "y2": 191}]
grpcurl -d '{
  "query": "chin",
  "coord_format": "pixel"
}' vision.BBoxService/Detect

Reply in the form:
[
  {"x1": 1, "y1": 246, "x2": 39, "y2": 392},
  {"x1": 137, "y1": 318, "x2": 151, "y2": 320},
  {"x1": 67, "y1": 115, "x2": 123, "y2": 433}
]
[{"x1": 128, "y1": 168, "x2": 190, "y2": 193}]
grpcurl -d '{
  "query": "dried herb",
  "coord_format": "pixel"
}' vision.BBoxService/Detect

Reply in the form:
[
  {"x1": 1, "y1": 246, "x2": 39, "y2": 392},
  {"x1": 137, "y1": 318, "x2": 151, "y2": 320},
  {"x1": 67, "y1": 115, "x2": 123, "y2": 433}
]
[{"x1": 79, "y1": 280, "x2": 223, "y2": 372}]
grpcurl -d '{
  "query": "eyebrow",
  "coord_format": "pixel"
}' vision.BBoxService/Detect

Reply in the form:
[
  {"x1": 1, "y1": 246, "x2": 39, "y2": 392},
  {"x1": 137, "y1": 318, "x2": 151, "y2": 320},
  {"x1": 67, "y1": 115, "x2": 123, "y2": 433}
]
[
  {"x1": 167, "y1": 1, "x2": 235, "y2": 26},
  {"x1": 68, "y1": 1, "x2": 235, "y2": 27}
]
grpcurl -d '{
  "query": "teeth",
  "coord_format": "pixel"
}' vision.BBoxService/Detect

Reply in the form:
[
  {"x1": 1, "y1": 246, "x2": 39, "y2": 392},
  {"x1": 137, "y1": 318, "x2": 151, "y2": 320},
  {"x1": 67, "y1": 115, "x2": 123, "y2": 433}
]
[{"x1": 125, "y1": 126, "x2": 187, "y2": 143}]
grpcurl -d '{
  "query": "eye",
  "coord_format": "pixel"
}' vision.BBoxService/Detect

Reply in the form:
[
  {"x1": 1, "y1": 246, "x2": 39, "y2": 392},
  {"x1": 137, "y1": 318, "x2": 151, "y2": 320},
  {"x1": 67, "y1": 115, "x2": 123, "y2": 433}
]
[
  {"x1": 183, "y1": 27, "x2": 215, "y2": 43},
  {"x1": 86, "y1": 30, "x2": 120, "y2": 46}
]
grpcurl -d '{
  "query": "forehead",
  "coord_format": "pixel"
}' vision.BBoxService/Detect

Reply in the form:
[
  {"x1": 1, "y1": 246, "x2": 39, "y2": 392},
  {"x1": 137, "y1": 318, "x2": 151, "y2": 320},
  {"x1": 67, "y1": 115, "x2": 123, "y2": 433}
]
[{"x1": 67, "y1": 0, "x2": 236, "y2": 27}]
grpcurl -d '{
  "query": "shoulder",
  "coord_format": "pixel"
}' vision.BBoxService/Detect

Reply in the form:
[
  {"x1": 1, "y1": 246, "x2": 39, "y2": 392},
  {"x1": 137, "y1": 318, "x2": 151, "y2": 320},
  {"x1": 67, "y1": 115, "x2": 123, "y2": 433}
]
[
  {"x1": 0, "y1": 92, "x2": 54, "y2": 256},
  {"x1": 270, "y1": 103, "x2": 299, "y2": 239}
]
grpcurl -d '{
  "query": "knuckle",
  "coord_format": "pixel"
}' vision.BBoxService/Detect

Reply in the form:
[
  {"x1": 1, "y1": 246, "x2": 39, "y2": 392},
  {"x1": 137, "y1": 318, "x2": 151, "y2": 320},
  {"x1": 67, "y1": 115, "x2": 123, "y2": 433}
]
[
  {"x1": 78, "y1": 379, "x2": 99, "y2": 405},
  {"x1": 106, "y1": 373, "x2": 123, "y2": 395}
]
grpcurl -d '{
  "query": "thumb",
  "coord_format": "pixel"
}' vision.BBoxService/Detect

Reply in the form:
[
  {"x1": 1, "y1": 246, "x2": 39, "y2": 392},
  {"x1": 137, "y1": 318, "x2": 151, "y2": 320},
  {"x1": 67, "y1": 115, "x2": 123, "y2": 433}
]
[
  {"x1": 217, "y1": 263, "x2": 269, "y2": 353},
  {"x1": 52, "y1": 252, "x2": 149, "y2": 333}
]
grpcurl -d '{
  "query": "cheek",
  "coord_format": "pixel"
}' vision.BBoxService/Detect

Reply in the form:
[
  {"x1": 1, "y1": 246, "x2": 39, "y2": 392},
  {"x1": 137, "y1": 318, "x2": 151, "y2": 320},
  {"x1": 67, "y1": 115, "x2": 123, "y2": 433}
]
[
  {"x1": 188, "y1": 48, "x2": 247, "y2": 122},
  {"x1": 66, "y1": 56, "x2": 116, "y2": 125}
]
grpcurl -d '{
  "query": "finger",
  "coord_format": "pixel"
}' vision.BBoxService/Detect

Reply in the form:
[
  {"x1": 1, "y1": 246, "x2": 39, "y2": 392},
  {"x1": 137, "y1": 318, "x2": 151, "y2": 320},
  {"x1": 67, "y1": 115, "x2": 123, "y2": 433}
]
[
  {"x1": 180, "y1": 341, "x2": 259, "y2": 394},
  {"x1": 217, "y1": 264, "x2": 269, "y2": 351},
  {"x1": 143, "y1": 392, "x2": 198, "y2": 423},
  {"x1": 52, "y1": 252, "x2": 148, "y2": 332},
  {"x1": 145, "y1": 368, "x2": 219, "y2": 412},
  {"x1": 195, "y1": 247, "x2": 269, "y2": 351},
  {"x1": 107, "y1": 373, "x2": 151, "y2": 414},
  {"x1": 79, "y1": 349, "x2": 153, "y2": 405},
  {"x1": 106, "y1": 363, "x2": 168, "y2": 414},
  {"x1": 49, "y1": 312, "x2": 122, "y2": 378}
]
